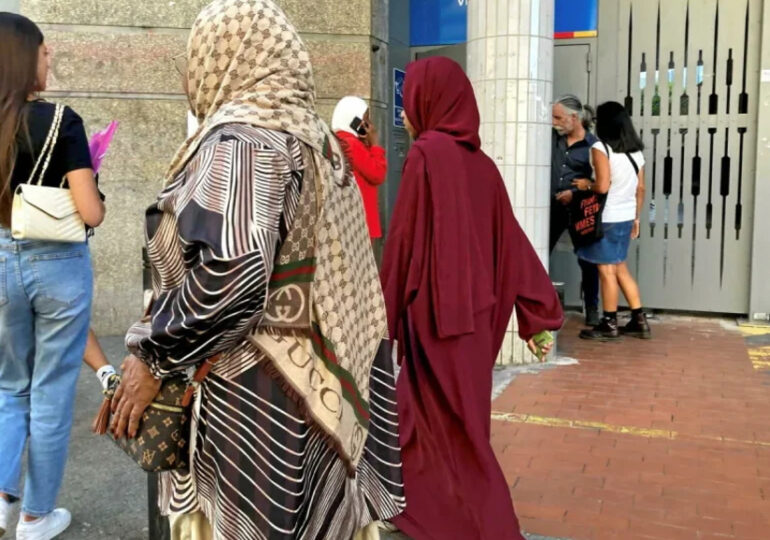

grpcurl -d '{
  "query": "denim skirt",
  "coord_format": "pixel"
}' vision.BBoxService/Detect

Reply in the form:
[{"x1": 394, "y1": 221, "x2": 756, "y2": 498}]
[{"x1": 576, "y1": 220, "x2": 634, "y2": 264}]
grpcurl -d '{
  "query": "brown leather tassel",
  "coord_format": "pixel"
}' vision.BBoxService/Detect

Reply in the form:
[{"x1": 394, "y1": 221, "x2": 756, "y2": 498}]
[{"x1": 92, "y1": 396, "x2": 112, "y2": 435}]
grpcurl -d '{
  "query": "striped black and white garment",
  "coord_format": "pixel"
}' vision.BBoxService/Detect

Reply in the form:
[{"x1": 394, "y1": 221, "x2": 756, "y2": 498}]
[{"x1": 125, "y1": 124, "x2": 405, "y2": 539}]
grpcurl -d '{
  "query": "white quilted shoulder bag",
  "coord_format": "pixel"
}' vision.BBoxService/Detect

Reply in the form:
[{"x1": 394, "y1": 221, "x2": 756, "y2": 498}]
[{"x1": 11, "y1": 103, "x2": 86, "y2": 243}]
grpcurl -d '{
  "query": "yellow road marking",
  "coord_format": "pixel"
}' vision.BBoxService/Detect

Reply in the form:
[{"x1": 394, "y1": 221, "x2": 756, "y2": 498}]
[
  {"x1": 738, "y1": 326, "x2": 770, "y2": 337},
  {"x1": 491, "y1": 411, "x2": 770, "y2": 448},
  {"x1": 748, "y1": 346, "x2": 770, "y2": 370},
  {"x1": 491, "y1": 411, "x2": 675, "y2": 439}
]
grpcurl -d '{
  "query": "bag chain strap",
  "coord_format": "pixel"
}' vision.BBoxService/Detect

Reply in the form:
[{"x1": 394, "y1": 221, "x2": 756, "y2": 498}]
[{"x1": 27, "y1": 103, "x2": 65, "y2": 188}]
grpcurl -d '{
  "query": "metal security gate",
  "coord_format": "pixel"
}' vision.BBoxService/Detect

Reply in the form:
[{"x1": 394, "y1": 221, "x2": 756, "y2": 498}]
[{"x1": 555, "y1": 0, "x2": 761, "y2": 314}]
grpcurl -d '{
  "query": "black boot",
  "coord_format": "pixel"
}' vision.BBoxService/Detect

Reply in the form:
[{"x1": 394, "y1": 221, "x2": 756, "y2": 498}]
[
  {"x1": 621, "y1": 310, "x2": 652, "y2": 339},
  {"x1": 585, "y1": 306, "x2": 600, "y2": 327},
  {"x1": 579, "y1": 316, "x2": 621, "y2": 341}
]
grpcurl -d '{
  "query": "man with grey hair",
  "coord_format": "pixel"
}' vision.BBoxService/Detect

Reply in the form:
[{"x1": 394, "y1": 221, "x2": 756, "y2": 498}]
[{"x1": 551, "y1": 95, "x2": 600, "y2": 326}]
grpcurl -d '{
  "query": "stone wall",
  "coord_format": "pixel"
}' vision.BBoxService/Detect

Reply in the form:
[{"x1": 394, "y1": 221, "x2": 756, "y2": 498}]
[{"x1": 20, "y1": 0, "x2": 380, "y2": 335}]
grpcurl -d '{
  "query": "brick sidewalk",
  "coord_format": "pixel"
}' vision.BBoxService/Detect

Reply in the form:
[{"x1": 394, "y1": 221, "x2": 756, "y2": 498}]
[{"x1": 492, "y1": 315, "x2": 770, "y2": 540}]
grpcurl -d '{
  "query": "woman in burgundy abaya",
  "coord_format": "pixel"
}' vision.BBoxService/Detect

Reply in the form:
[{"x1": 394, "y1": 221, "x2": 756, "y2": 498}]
[{"x1": 382, "y1": 57, "x2": 564, "y2": 540}]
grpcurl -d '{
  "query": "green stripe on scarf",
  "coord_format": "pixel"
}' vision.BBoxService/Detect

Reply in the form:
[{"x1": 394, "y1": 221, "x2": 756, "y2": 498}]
[{"x1": 310, "y1": 324, "x2": 371, "y2": 427}]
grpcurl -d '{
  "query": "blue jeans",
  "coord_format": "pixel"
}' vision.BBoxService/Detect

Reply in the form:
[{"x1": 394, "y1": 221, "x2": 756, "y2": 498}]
[{"x1": 0, "y1": 228, "x2": 92, "y2": 516}]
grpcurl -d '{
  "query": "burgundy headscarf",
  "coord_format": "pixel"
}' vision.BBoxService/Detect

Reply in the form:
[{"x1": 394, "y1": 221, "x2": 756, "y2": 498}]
[
  {"x1": 400, "y1": 57, "x2": 490, "y2": 338},
  {"x1": 403, "y1": 57, "x2": 482, "y2": 150}
]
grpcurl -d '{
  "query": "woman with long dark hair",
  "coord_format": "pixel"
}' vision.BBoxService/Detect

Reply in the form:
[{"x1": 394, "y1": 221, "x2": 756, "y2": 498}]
[
  {"x1": 575, "y1": 101, "x2": 651, "y2": 341},
  {"x1": 0, "y1": 12, "x2": 104, "y2": 539}
]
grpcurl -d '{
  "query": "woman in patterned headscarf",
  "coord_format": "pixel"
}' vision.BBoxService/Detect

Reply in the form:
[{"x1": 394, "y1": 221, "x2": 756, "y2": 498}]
[{"x1": 109, "y1": 1, "x2": 404, "y2": 538}]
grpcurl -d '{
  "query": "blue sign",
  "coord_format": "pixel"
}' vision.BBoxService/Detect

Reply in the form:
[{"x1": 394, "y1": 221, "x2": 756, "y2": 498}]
[
  {"x1": 554, "y1": 0, "x2": 598, "y2": 37},
  {"x1": 410, "y1": 0, "x2": 468, "y2": 47},
  {"x1": 394, "y1": 68, "x2": 405, "y2": 128},
  {"x1": 408, "y1": 0, "x2": 598, "y2": 45}
]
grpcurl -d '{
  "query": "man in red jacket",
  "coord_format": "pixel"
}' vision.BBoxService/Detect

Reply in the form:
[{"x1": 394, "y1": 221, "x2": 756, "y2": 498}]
[{"x1": 332, "y1": 96, "x2": 387, "y2": 246}]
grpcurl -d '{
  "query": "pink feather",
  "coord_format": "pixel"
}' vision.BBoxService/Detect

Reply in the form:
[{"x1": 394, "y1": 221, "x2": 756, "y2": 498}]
[{"x1": 88, "y1": 121, "x2": 119, "y2": 174}]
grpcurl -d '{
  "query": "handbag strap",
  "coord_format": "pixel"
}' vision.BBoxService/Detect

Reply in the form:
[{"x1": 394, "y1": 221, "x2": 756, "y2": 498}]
[
  {"x1": 625, "y1": 152, "x2": 640, "y2": 174},
  {"x1": 601, "y1": 141, "x2": 641, "y2": 176},
  {"x1": 181, "y1": 354, "x2": 221, "y2": 407},
  {"x1": 27, "y1": 103, "x2": 65, "y2": 188}
]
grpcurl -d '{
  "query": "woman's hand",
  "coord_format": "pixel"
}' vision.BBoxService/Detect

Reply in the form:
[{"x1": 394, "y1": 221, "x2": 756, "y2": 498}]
[
  {"x1": 572, "y1": 178, "x2": 593, "y2": 191},
  {"x1": 555, "y1": 190, "x2": 573, "y2": 206},
  {"x1": 527, "y1": 338, "x2": 552, "y2": 362},
  {"x1": 631, "y1": 219, "x2": 641, "y2": 239},
  {"x1": 110, "y1": 355, "x2": 161, "y2": 439}
]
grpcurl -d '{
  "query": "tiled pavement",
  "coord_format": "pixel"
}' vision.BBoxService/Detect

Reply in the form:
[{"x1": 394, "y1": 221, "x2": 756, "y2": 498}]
[{"x1": 491, "y1": 314, "x2": 770, "y2": 540}]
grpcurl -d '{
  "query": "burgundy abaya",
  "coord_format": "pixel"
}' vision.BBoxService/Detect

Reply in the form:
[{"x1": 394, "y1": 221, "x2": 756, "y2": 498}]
[{"x1": 382, "y1": 57, "x2": 564, "y2": 540}]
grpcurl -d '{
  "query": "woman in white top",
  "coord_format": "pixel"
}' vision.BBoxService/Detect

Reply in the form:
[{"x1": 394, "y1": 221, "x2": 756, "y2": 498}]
[{"x1": 574, "y1": 101, "x2": 651, "y2": 341}]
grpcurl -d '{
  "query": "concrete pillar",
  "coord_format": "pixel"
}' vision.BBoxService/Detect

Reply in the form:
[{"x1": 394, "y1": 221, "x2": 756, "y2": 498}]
[
  {"x1": 749, "y1": 5, "x2": 770, "y2": 322},
  {"x1": 468, "y1": 0, "x2": 555, "y2": 364}
]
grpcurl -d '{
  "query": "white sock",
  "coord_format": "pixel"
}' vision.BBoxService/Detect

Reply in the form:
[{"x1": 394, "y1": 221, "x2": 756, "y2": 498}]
[{"x1": 96, "y1": 365, "x2": 117, "y2": 391}]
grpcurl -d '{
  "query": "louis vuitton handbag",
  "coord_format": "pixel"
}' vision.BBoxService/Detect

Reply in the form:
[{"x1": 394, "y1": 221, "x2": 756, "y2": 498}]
[
  {"x1": 92, "y1": 357, "x2": 219, "y2": 473},
  {"x1": 91, "y1": 300, "x2": 220, "y2": 472},
  {"x1": 115, "y1": 376, "x2": 195, "y2": 472},
  {"x1": 11, "y1": 103, "x2": 87, "y2": 243}
]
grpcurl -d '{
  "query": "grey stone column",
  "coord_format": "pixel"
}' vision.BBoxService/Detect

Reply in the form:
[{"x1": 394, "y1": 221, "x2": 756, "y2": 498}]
[{"x1": 468, "y1": 0, "x2": 555, "y2": 364}]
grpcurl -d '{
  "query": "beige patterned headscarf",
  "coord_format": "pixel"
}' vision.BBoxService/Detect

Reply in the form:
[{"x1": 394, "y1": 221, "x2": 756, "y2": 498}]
[
  {"x1": 168, "y1": 0, "x2": 387, "y2": 471},
  {"x1": 166, "y1": 0, "x2": 328, "y2": 182}
]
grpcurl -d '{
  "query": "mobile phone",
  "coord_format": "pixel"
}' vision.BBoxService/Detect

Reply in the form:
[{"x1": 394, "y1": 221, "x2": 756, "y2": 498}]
[
  {"x1": 532, "y1": 330, "x2": 554, "y2": 361},
  {"x1": 350, "y1": 116, "x2": 368, "y2": 137}
]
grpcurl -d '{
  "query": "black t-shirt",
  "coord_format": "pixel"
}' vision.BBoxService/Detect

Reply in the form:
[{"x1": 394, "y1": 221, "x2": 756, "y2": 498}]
[{"x1": 11, "y1": 100, "x2": 93, "y2": 191}]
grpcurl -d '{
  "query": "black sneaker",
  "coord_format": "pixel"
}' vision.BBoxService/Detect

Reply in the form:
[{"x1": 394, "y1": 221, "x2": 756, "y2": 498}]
[
  {"x1": 579, "y1": 317, "x2": 621, "y2": 341},
  {"x1": 585, "y1": 306, "x2": 600, "y2": 327},
  {"x1": 621, "y1": 311, "x2": 652, "y2": 339}
]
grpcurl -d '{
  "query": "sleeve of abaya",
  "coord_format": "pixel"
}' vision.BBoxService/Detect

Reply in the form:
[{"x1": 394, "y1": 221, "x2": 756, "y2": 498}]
[
  {"x1": 125, "y1": 139, "x2": 300, "y2": 378},
  {"x1": 381, "y1": 150, "x2": 430, "y2": 349},
  {"x1": 493, "y1": 183, "x2": 564, "y2": 346}
]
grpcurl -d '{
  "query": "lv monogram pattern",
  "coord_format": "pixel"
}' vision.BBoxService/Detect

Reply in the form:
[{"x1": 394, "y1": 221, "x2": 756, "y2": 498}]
[{"x1": 113, "y1": 378, "x2": 190, "y2": 472}]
